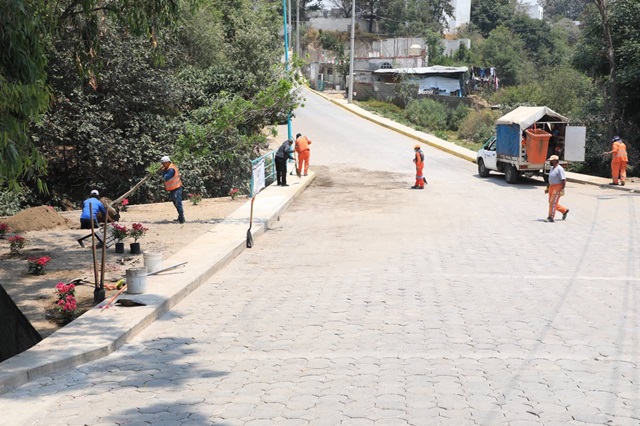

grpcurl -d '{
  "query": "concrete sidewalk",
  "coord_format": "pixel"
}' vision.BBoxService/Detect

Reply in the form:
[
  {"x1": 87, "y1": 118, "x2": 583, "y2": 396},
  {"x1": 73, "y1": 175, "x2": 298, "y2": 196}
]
[
  {"x1": 315, "y1": 90, "x2": 639, "y2": 193},
  {"x1": 0, "y1": 173, "x2": 315, "y2": 395}
]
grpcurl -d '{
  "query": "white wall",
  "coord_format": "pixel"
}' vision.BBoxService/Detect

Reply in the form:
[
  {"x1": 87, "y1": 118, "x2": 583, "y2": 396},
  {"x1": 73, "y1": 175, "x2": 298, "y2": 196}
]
[{"x1": 445, "y1": 0, "x2": 471, "y2": 34}]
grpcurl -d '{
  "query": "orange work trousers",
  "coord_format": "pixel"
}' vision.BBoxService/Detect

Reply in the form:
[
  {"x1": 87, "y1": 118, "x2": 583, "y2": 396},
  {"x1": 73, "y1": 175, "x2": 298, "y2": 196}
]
[
  {"x1": 297, "y1": 150, "x2": 310, "y2": 175},
  {"x1": 548, "y1": 184, "x2": 568, "y2": 219},
  {"x1": 611, "y1": 160, "x2": 627, "y2": 184},
  {"x1": 415, "y1": 166, "x2": 424, "y2": 188}
]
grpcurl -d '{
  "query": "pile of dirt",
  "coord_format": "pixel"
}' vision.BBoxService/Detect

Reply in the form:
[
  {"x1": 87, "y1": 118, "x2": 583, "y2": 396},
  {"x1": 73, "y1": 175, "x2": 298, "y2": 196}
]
[{"x1": 3, "y1": 206, "x2": 71, "y2": 232}]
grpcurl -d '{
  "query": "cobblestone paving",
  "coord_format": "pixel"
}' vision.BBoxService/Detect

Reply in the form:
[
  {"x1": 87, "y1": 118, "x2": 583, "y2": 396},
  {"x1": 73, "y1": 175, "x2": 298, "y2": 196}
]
[{"x1": 2, "y1": 94, "x2": 639, "y2": 425}]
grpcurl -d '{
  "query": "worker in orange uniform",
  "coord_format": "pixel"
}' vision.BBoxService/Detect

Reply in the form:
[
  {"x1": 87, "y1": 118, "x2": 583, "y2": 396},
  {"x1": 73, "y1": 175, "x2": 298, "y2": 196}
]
[
  {"x1": 295, "y1": 133, "x2": 312, "y2": 176},
  {"x1": 545, "y1": 155, "x2": 569, "y2": 222},
  {"x1": 411, "y1": 144, "x2": 426, "y2": 189},
  {"x1": 604, "y1": 135, "x2": 628, "y2": 186},
  {"x1": 160, "y1": 155, "x2": 185, "y2": 224}
]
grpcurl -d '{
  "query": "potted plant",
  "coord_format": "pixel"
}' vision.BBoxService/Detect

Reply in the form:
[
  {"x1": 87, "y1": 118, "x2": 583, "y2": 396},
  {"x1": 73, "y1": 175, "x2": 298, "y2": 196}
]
[
  {"x1": 8, "y1": 235, "x2": 27, "y2": 254},
  {"x1": 128, "y1": 223, "x2": 148, "y2": 254},
  {"x1": 110, "y1": 223, "x2": 129, "y2": 254}
]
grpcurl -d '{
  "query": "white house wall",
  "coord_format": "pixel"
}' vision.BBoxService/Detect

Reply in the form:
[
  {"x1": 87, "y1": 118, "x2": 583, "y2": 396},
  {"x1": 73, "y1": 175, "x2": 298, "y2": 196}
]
[
  {"x1": 308, "y1": 17, "x2": 373, "y2": 32},
  {"x1": 445, "y1": 0, "x2": 471, "y2": 34}
]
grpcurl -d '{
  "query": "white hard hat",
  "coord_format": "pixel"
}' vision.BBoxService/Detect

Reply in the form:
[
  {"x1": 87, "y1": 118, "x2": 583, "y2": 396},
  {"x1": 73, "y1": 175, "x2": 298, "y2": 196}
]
[
  {"x1": 160, "y1": 156, "x2": 171, "y2": 163},
  {"x1": 91, "y1": 189, "x2": 99, "y2": 196}
]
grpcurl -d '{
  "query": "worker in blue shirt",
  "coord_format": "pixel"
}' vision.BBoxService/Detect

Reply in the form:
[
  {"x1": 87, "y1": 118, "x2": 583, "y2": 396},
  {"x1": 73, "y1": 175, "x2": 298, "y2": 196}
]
[{"x1": 80, "y1": 190, "x2": 107, "y2": 229}]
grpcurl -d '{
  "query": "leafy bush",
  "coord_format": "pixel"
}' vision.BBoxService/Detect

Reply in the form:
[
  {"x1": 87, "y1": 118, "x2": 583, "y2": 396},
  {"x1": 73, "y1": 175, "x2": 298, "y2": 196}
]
[
  {"x1": 0, "y1": 185, "x2": 27, "y2": 216},
  {"x1": 405, "y1": 99, "x2": 448, "y2": 131},
  {"x1": 458, "y1": 109, "x2": 500, "y2": 142},
  {"x1": 490, "y1": 83, "x2": 544, "y2": 108},
  {"x1": 448, "y1": 103, "x2": 471, "y2": 131}
]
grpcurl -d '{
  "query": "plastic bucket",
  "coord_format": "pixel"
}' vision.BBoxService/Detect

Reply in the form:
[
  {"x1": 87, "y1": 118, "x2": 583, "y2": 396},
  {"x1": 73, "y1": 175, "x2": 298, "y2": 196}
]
[
  {"x1": 143, "y1": 252, "x2": 163, "y2": 274},
  {"x1": 126, "y1": 267, "x2": 148, "y2": 294}
]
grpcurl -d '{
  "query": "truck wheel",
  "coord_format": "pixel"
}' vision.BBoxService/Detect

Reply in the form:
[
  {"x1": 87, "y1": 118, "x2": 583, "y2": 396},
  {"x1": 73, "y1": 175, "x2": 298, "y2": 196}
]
[
  {"x1": 505, "y1": 165, "x2": 518, "y2": 184},
  {"x1": 478, "y1": 159, "x2": 490, "y2": 177}
]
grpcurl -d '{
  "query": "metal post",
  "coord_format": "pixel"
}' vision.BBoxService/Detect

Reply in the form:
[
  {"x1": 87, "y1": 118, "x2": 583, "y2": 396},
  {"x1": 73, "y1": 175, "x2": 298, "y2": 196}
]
[
  {"x1": 283, "y1": 0, "x2": 292, "y2": 140},
  {"x1": 348, "y1": 0, "x2": 355, "y2": 103},
  {"x1": 288, "y1": 0, "x2": 292, "y2": 48},
  {"x1": 296, "y1": 0, "x2": 300, "y2": 56}
]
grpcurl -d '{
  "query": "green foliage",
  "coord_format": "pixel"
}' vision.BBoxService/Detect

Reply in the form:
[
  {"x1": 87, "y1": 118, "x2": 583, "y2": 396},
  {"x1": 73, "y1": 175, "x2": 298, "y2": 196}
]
[
  {"x1": 507, "y1": 15, "x2": 563, "y2": 68},
  {"x1": 318, "y1": 31, "x2": 350, "y2": 80},
  {"x1": 405, "y1": 99, "x2": 448, "y2": 131},
  {"x1": 458, "y1": 109, "x2": 500, "y2": 142},
  {"x1": 471, "y1": 0, "x2": 516, "y2": 37},
  {"x1": 378, "y1": 0, "x2": 453, "y2": 35},
  {"x1": 490, "y1": 82, "x2": 544, "y2": 108},
  {"x1": 0, "y1": 185, "x2": 27, "y2": 216},
  {"x1": 23, "y1": 0, "x2": 301, "y2": 206},
  {"x1": 539, "y1": 66, "x2": 593, "y2": 118},
  {"x1": 544, "y1": 0, "x2": 587, "y2": 21},
  {"x1": 478, "y1": 26, "x2": 533, "y2": 86},
  {"x1": 0, "y1": 0, "x2": 51, "y2": 190},
  {"x1": 448, "y1": 103, "x2": 471, "y2": 131}
]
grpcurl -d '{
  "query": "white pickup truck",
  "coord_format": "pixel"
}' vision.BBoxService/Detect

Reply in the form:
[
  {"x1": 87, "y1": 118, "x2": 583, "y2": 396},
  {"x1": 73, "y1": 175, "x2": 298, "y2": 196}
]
[{"x1": 476, "y1": 106, "x2": 586, "y2": 183}]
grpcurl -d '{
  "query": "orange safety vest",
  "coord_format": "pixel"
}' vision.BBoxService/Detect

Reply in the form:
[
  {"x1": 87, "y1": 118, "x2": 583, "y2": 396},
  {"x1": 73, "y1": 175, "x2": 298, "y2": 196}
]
[
  {"x1": 414, "y1": 150, "x2": 424, "y2": 168},
  {"x1": 164, "y1": 164, "x2": 182, "y2": 191},
  {"x1": 295, "y1": 135, "x2": 311, "y2": 153},
  {"x1": 614, "y1": 142, "x2": 628, "y2": 161}
]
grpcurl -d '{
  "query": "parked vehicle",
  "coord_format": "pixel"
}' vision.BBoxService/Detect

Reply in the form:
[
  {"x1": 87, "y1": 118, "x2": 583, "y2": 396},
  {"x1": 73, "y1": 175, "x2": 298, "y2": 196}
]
[{"x1": 477, "y1": 106, "x2": 586, "y2": 183}]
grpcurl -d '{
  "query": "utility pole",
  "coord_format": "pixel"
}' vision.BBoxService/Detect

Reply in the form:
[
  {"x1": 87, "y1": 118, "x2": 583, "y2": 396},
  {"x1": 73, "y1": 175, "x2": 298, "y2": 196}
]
[
  {"x1": 296, "y1": 0, "x2": 300, "y2": 56},
  {"x1": 283, "y1": 0, "x2": 292, "y2": 140},
  {"x1": 348, "y1": 0, "x2": 355, "y2": 103},
  {"x1": 288, "y1": 0, "x2": 292, "y2": 48}
]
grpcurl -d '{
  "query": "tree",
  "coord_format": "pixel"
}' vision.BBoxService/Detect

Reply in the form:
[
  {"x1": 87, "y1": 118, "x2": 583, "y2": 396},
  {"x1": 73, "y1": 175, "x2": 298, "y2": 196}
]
[
  {"x1": 1, "y1": 0, "x2": 199, "y2": 189},
  {"x1": 544, "y1": 0, "x2": 588, "y2": 21},
  {"x1": 327, "y1": 0, "x2": 353, "y2": 17},
  {"x1": 471, "y1": 0, "x2": 516, "y2": 37},
  {"x1": 379, "y1": 0, "x2": 453, "y2": 35},
  {"x1": 478, "y1": 26, "x2": 531, "y2": 86},
  {"x1": 0, "y1": 0, "x2": 50, "y2": 190},
  {"x1": 27, "y1": 0, "x2": 301, "y2": 204}
]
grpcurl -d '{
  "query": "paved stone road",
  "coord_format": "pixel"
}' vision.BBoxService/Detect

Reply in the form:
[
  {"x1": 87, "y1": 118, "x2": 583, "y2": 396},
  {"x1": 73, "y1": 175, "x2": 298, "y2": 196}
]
[{"x1": 2, "y1": 92, "x2": 639, "y2": 425}]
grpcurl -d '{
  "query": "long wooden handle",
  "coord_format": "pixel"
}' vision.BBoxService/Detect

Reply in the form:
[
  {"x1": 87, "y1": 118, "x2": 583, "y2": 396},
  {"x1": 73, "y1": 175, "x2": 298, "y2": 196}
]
[
  {"x1": 109, "y1": 166, "x2": 163, "y2": 207},
  {"x1": 100, "y1": 215, "x2": 108, "y2": 288},
  {"x1": 101, "y1": 285, "x2": 127, "y2": 310}
]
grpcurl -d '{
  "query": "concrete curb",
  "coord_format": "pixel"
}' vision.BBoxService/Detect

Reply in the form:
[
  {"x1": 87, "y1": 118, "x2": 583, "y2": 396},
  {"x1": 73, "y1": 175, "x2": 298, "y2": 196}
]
[
  {"x1": 0, "y1": 173, "x2": 315, "y2": 395},
  {"x1": 310, "y1": 89, "x2": 639, "y2": 193}
]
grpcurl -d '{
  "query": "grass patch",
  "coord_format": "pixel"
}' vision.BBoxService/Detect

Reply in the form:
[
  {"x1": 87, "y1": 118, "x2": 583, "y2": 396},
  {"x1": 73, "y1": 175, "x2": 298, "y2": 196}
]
[{"x1": 355, "y1": 100, "x2": 483, "y2": 152}]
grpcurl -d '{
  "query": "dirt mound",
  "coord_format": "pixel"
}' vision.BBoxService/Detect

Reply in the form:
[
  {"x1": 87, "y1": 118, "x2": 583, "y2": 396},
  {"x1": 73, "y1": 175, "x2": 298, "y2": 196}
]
[{"x1": 3, "y1": 206, "x2": 71, "y2": 232}]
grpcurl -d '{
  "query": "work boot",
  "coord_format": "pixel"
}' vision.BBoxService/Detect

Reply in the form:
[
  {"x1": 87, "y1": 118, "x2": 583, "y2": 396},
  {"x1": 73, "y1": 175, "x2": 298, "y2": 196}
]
[
  {"x1": 621, "y1": 181, "x2": 625, "y2": 186},
  {"x1": 282, "y1": 183, "x2": 289, "y2": 187},
  {"x1": 178, "y1": 217, "x2": 185, "y2": 224},
  {"x1": 545, "y1": 217, "x2": 554, "y2": 222},
  {"x1": 562, "y1": 210, "x2": 569, "y2": 220},
  {"x1": 609, "y1": 182, "x2": 618, "y2": 185},
  {"x1": 410, "y1": 185, "x2": 420, "y2": 189}
]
